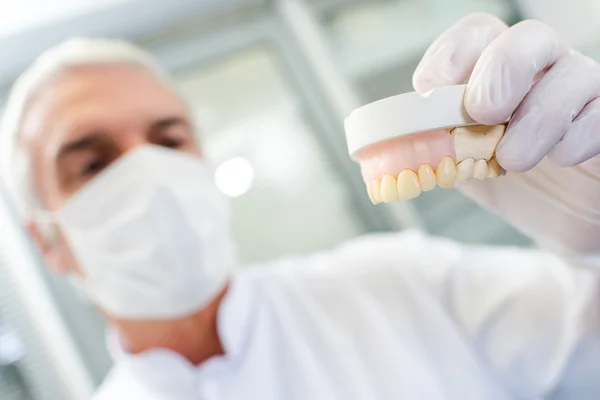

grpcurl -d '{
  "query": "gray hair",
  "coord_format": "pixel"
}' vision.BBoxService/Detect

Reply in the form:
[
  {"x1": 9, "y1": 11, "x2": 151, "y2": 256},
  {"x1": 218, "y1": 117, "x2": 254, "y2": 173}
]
[{"x1": 0, "y1": 38, "x2": 178, "y2": 221}]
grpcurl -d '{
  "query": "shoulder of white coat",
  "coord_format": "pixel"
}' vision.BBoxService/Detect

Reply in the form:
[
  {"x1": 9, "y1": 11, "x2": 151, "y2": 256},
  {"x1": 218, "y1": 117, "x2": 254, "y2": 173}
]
[
  {"x1": 335, "y1": 228, "x2": 455, "y2": 253},
  {"x1": 447, "y1": 245, "x2": 600, "y2": 396},
  {"x1": 254, "y1": 229, "x2": 465, "y2": 286},
  {"x1": 331, "y1": 229, "x2": 464, "y2": 273},
  {"x1": 91, "y1": 364, "x2": 155, "y2": 400}
]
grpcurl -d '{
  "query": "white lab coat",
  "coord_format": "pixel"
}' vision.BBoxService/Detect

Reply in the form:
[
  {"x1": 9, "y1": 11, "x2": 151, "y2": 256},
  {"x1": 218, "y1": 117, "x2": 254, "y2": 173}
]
[{"x1": 92, "y1": 230, "x2": 600, "y2": 400}]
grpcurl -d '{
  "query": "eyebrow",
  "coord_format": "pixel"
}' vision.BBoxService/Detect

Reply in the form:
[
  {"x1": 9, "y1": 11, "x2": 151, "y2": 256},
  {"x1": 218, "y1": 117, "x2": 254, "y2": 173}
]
[
  {"x1": 57, "y1": 134, "x2": 106, "y2": 161},
  {"x1": 56, "y1": 117, "x2": 191, "y2": 161},
  {"x1": 149, "y1": 117, "x2": 190, "y2": 133}
]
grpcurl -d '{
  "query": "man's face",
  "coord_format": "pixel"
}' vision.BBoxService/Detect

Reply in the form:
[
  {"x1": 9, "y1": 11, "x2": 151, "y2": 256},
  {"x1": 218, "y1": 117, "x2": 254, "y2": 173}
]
[{"x1": 21, "y1": 64, "x2": 199, "y2": 273}]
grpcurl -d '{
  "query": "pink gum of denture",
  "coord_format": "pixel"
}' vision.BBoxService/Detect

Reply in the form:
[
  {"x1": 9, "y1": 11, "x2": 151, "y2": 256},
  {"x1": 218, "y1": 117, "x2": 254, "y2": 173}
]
[{"x1": 357, "y1": 129, "x2": 454, "y2": 183}]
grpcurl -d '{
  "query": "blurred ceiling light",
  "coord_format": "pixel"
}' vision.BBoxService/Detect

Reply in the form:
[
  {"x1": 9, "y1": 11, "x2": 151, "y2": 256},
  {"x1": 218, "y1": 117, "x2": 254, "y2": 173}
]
[{"x1": 214, "y1": 157, "x2": 255, "y2": 198}]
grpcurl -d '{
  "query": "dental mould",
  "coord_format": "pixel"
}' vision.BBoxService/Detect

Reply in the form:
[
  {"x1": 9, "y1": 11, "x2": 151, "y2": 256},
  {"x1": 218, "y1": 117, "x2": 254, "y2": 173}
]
[{"x1": 344, "y1": 85, "x2": 506, "y2": 204}]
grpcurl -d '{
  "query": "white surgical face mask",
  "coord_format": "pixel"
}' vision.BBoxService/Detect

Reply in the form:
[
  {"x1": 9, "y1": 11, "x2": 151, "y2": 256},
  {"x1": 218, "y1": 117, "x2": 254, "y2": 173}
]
[{"x1": 55, "y1": 145, "x2": 236, "y2": 319}]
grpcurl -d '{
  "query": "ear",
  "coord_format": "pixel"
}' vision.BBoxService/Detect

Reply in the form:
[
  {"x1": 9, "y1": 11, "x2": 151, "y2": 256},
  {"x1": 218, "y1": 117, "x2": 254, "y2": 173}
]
[{"x1": 27, "y1": 221, "x2": 69, "y2": 274}]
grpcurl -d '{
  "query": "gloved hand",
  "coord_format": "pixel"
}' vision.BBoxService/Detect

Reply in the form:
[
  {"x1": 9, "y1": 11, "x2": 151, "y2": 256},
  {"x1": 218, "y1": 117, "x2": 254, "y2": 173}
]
[{"x1": 413, "y1": 13, "x2": 600, "y2": 257}]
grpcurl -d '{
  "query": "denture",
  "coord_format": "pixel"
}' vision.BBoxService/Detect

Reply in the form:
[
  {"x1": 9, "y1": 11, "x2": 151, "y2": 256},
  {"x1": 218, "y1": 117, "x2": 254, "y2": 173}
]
[{"x1": 344, "y1": 85, "x2": 507, "y2": 204}]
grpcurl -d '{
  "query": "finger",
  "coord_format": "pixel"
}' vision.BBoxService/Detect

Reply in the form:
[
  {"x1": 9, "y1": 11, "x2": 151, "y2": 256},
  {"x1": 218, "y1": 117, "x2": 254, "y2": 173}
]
[
  {"x1": 412, "y1": 13, "x2": 508, "y2": 93},
  {"x1": 465, "y1": 19, "x2": 571, "y2": 125},
  {"x1": 495, "y1": 53, "x2": 600, "y2": 171},
  {"x1": 547, "y1": 95, "x2": 600, "y2": 167}
]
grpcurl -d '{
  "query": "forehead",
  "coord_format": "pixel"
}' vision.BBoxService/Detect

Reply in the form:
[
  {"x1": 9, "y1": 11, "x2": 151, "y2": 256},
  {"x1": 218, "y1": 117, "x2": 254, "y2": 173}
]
[{"x1": 20, "y1": 64, "x2": 187, "y2": 147}]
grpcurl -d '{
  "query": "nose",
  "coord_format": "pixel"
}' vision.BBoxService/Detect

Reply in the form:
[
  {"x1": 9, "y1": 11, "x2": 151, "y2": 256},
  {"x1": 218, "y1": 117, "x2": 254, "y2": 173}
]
[{"x1": 117, "y1": 132, "x2": 154, "y2": 158}]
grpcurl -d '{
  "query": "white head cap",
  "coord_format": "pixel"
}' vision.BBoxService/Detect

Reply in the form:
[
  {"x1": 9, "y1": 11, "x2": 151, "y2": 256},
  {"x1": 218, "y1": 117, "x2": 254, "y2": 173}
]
[{"x1": 0, "y1": 38, "x2": 176, "y2": 220}]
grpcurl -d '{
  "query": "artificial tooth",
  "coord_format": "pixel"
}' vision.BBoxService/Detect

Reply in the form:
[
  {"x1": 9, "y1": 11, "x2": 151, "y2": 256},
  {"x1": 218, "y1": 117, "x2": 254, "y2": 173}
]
[
  {"x1": 451, "y1": 124, "x2": 506, "y2": 163},
  {"x1": 473, "y1": 159, "x2": 488, "y2": 180},
  {"x1": 372, "y1": 180, "x2": 382, "y2": 203},
  {"x1": 456, "y1": 158, "x2": 475, "y2": 181},
  {"x1": 417, "y1": 164, "x2": 436, "y2": 192},
  {"x1": 486, "y1": 158, "x2": 505, "y2": 178},
  {"x1": 436, "y1": 156, "x2": 457, "y2": 188},
  {"x1": 367, "y1": 183, "x2": 376, "y2": 204},
  {"x1": 380, "y1": 174, "x2": 399, "y2": 203},
  {"x1": 397, "y1": 169, "x2": 422, "y2": 200}
]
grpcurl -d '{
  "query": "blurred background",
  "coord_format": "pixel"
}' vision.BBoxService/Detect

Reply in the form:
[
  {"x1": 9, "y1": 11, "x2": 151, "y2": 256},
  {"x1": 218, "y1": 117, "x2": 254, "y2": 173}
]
[{"x1": 1, "y1": 0, "x2": 600, "y2": 398}]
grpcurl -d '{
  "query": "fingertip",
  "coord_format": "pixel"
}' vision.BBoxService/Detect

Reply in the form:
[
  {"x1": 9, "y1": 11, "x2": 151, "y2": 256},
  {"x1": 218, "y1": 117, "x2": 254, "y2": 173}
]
[
  {"x1": 412, "y1": 74, "x2": 435, "y2": 94},
  {"x1": 495, "y1": 143, "x2": 542, "y2": 172},
  {"x1": 495, "y1": 152, "x2": 535, "y2": 173},
  {"x1": 495, "y1": 124, "x2": 544, "y2": 172},
  {"x1": 412, "y1": 67, "x2": 462, "y2": 94},
  {"x1": 412, "y1": 14, "x2": 509, "y2": 96},
  {"x1": 465, "y1": 101, "x2": 511, "y2": 125},
  {"x1": 464, "y1": 74, "x2": 515, "y2": 125},
  {"x1": 464, "y1": 96, "x2": 512, "y2": 125},
  {"x1": 412, "y1": 59, "x2": 443, "y2": 93}
]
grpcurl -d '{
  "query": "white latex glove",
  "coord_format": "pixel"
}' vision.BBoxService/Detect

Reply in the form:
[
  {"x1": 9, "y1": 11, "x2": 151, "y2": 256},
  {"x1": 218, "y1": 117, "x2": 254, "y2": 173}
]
[{"x1": 413, "y1": 13, "x2": 600, "y2": 258}]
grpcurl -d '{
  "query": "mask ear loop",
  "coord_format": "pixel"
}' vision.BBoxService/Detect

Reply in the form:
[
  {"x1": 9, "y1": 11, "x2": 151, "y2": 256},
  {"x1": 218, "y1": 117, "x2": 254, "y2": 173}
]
[
  {"x1": 29, "y1": 207, "x2": 59, "y2": 245},
  {"x1": 30, "y1": 206, "x2": 91, "y2": 301}
]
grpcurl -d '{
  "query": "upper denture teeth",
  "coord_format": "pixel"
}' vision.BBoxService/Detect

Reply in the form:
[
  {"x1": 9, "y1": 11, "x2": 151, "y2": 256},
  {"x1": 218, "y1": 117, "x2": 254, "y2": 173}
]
[
  {"x1": 397, "y1": 169, "x2": 422, "y2": 200},
  {"x1": 367, "y1": 156, "x2": 498, "y2": 204},
  {"x1": 456, "y1": 158, "x2": 475, "y2": 181},
  {"x1": 380, "y1": 174, "x2": 399, "y2": 203},
  {"x1": 367, "y1": 183, "x2": 376, "y2": 204},
  {"x1": 372, "y1": 180, "x2": 382, "y2": 203},
  {"x1": 417, "y1": 164, "x2": 436, "y2": 192},
  {"x1": 473, "y1": 159, "x2": 488, "y2": 180},
  {"x1": 436, "y1": 156, "x2": 457, "y2": 188}
]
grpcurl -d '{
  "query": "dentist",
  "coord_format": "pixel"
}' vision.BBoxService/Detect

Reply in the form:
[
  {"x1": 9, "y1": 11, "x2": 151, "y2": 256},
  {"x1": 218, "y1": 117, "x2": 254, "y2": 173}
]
[{"x1": 2, "y1": 13, "x2": 600, "y2": 400}]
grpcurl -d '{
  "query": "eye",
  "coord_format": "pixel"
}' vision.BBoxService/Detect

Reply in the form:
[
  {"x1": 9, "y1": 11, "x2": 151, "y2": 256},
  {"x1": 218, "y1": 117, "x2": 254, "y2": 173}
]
[
  {"x1": 159, "y1": 137, "x2": 184, "y2": 149},
  {"x1": 81, "y1": 157, "x2": 109, "y2": 178},
  {"x1": 150, "y1": 119, "x2": 194, "y2": 150}
]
